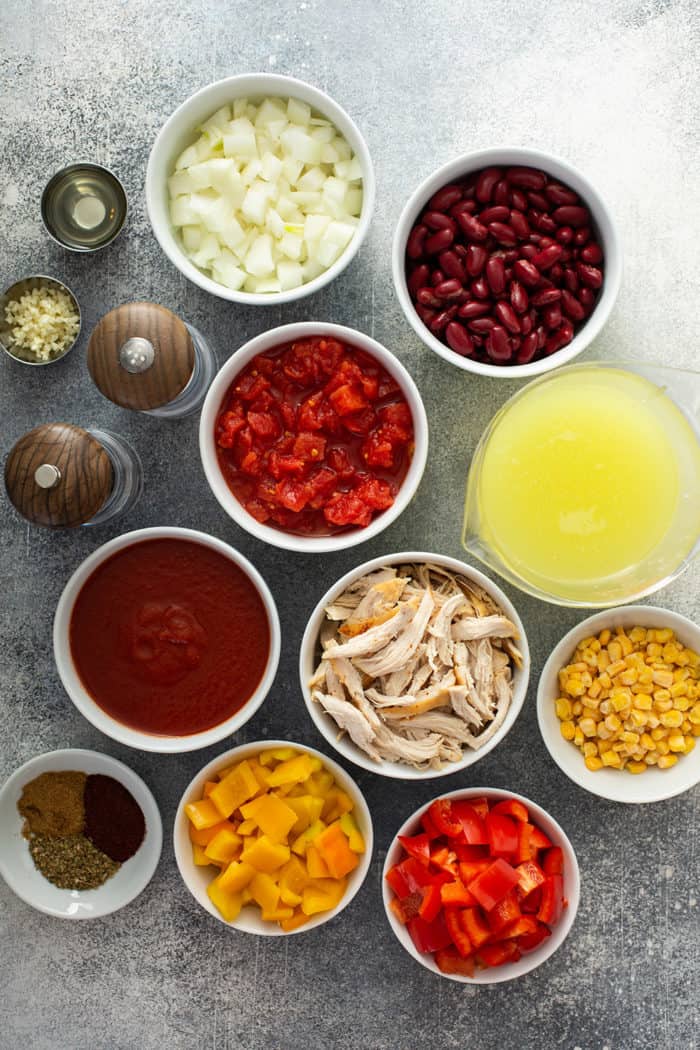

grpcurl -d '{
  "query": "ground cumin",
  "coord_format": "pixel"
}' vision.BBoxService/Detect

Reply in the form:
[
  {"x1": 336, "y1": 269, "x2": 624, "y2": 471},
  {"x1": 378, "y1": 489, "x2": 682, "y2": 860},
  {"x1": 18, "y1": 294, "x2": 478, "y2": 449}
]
[{"x1": 18, "y1": 771, "x2": 86, "y2": 837}]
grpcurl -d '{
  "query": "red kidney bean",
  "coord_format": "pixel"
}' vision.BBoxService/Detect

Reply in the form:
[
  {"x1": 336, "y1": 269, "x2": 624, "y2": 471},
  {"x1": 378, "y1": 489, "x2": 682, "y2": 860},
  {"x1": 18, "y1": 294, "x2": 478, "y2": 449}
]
[
  {"x1": 573, "y1": 226, "x2": 591, "y2": 246},
  {"x1": 439, "y1": 250, "x2": 467, "y2": 282},
  {"x1": 506, "y1": 167, "x2": 546, "y2": 190},
  {"x1": 495, "y1": 301, "x2": 521, "y2": 333},
  {"x1": 416, "y1": 305, "x2": 437, "y2": 325},
  {"x1": 536, "y1": 214, "x2": 558, "y2": 234},
  {"x1": 527, "y1": 190, "x2": 550, "y2": 212},
  {"x1": 431, "y1": 269, "x2": 445, "y2": 286},
  {"x1": 453, "y1": 245, "x2": 468, "y2": 261},
  {"x1": 580, "y1": 242, "x2": 603, "y2": 264},
  {"x1": 479, "y1": 205, "x2": 510, "y2": 225},
  {"x1": 556, "y1": 225, "x2": 574, "y2": 244},
  {"x1": 465, "y1": 243, "x2": 488, "y2": 276},
  {"x1": 545, "y1": 319, "x2": 574, "y2": 354},
  {"x1": 488, "y1": 222, "x2": 518, "y2": 246},
  {"x1": 563, "y1": 267, "x2": 579, "y2": 293},
  {"x1": 578, "y1": 286, "x2": 596, "y2": 309},
  {"x1": 451, "y1": 199, "x2": 477, "y2": 218},
  {"x1": 520, "y1": 313, "x2": 533, "y2": 335},
  {"x1": 503, "y1": 253, "x2": 519, "y2": 267},
  {"x1": 429, "y1": 184, "x2": 463, "y2": 212},
  {"x1": 445, "y1": 321, "x2": 474, "y2": 356},
  {"x1": 471, "y1": 276, "x2": 490, "y2": 299},
  {"x1": 531, "y1": 244, "x2": 563, "y2": 270},
  {"x1": 527, "y1": 211, "x2": 542, "y2": 232},
  {"x1": 531, "y1": 287, "x2": 562, "y2": 307},
  {"x1": 475, "y1": 167, "x2": 504, "y2": 203},
  {"x1": 417, "y1": 287, "x2": 442, "y2": 307},
  {"x1": 424, "y1": 211, "x2": 456, "y2": 232},
  {"x1": 543, "y1": 303, "x2": 562, "y2": 329},
  {"x1": 552, "y1": 205, "x2": 589, "y2": 227},
  {"x1": 545, "y1": 183, "x2": 579, "y2": 207},
  {"x1": 510, "y1": 280, "x2": 529, "y2": 313},
  {"x1": 561, "y1": 289, "x2": 585, "y2": 321},
  {"x1": 456, "y1": 212, "x2": 488, "y2": 241},
  {"x1": 494, "y1": 179, "x2": 510, "y2": 205},
  {"x1": 509, "y1": 210, "x2": 530, "y2": 239},
  {"x1": 469, "y1": 317, "x2": 496, "y2": 334},
  {"x1": 425, "y1": 228, "x2": 454, "y2": 253},
  {"x1": 520, "y1": 244, "x2": 538, "y2": 260},
  {"x1": 535, "y1": 325, "x2": 547, "y2": 350},
  {"x1": 510, "y1": 188, "x2": 528, "y2": 211},
  {"x1": 458, "y1": 300, "x2": 491, "y2": 319},
  {"x1": 576, "y1": 262, "x2": 603, "y2": 288},
  {"x1": 487, "y1": 325, "x2": 512, "y2": 362},
  {"x1": 407, "y1": 264, "x2": 430, "y2": 296},
  {"x1": 550, "y1": 264, "x2": 563, "y2": 283},
  {"x1": 517, "y1": 331, "x2": 539, "y2": 363},
  {"x1": 486, "y1": 255, "x2": 506, "y2": 295},
  {"x1": 434, "y1": 278, "x2": 464, "y2": 299},
  {"x1": 407, "y1": 224, "x2": 428, "y2": 259},
  {"x1": 513, "y1": 259, "x2": 542, "y2": 286},
  {"x1": 430, "y1": 305, "x2": 458, "y2": 332}
]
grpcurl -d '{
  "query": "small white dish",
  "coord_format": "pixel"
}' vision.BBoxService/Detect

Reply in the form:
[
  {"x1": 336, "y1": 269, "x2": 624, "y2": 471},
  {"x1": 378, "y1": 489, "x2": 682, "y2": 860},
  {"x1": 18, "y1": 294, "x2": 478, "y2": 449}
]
[
  {"x1": 199, "y1": 322, "x2": 429, "y2": 554},
  {"x1": 392, "y1": 146, "x2": 622, "y2": 378},
  {"x1": 537, "y1": 606, "x2": 700, "y2": 803},
  {"x1": 173, "y1": 739, "x2": 373, "y2": 935},
  {"x1": 53, "y1": 527, "x2": 281, "y2": 753},
  {"x1": 146, "y1": 73, "x2": 375, "y2": 305},
  {"x1": 299, "y1": 551, "x2": 530, "y2": 779},
  {"x1": 382, "y1": 787, "x2": 580, "y2": 983},
  {"x1": 0, "y1": 748, "x2": 162, "y2": 920}
]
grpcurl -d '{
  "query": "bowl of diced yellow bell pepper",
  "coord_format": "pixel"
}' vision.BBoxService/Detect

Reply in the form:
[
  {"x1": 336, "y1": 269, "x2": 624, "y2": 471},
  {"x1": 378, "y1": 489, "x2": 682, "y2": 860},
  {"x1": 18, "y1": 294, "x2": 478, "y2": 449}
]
[{"x1": 174, "y1": 740, "x2": 373, "y2": 934}]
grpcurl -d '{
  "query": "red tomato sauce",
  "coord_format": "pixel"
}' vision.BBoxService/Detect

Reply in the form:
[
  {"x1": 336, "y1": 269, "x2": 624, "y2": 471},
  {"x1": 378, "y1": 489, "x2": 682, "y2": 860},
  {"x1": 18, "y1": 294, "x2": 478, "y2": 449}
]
[
  {"x1": 69, "y1": 539, "x2": 271, "y2": 736},
  {"x1": 215, "y1": 336, "x2": 415, "y2": 536}
]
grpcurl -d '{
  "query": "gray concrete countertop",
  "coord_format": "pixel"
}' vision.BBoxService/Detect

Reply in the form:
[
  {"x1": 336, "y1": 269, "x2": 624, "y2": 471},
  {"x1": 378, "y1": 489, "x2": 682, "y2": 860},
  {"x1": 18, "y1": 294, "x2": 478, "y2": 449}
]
[{"x1": 1, "y1": 2, "x2": 698, "y2": 1048}]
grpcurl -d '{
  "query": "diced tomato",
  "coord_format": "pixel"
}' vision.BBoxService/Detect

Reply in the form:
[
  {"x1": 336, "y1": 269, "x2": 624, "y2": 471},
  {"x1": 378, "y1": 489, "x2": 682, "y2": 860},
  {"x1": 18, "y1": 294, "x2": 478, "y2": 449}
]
[
  {"x1": 247, "y1": 411, "x2": 281, "y2": 442},
  {"x1": 235, "y1": 372, "x2": 271, "y2": 401},
  {"x1": 517, "y1": 923, "x2": 552, "y2": 953},
  {"x1": 477, "y1": 940, "x2": 521, "y2": 968},
  {"x1": 407, "y1": 913, "x2": 452, "y2": 954},
  {"x1": 239, "y1": 451, "x2": 263, "y2": 477},
  {"x1": 428, "y1": 799, "x2": 463, "y2": 839},
  {"x1": 434, "y1": 945, "x2": 476, "y2": 977},
  {"x1": 491, "y1": 799, "x2": 530, "y2": 823},
  {"x1": 268, "y1": 451, "x2": 305, "y2": 478},
  {"x1": 485, "y1": 811, "x2": 519, "y2": 859},
  {"x1": 378, "y1": 374, "x2": 401, "y2": 398},
  {"x1": 297, "y1": 393, "x2": 325, "y2": 431},
  {"x1": 329, "y1": 383, "x2": 368, "y2": 417},
  {"x1": 293, "y1": 431, "x2": 327, "y2": 461},
  {"x1": 515, "y1": 859, "x2": 547, "y2": 897},
  {"x1": 244, "y1": 498, "x2": 270, "y2": 523},
  {"x1": 537, "y1": 874, "x2": 564, "y2": 925},
  {"x1": 419, "y1": 884, "x2": 443, "y2": 923},
  {"x1": 215, "y1": 409, "x2": 246, "y2": 448},
  {"x1": 304, "y1": 467, "x2": 337, "y2": 509},
  {"x1": 385, "y1": 864, "x2": 410, "y2": 900},
  {"x1": 542, "y1": 846, "x2": 564, "y2": 875},
  {"x1": 361, "y1": 430, "x2": 395, "y2": 469},
  {"x1": 359, "y1": 373, "x2": 379, "y2": 400},
  {"x1": 323, "y1": 491, "x2": 372, "y2": 528},
  {"x1": 487, "y1": 890, "x2": 521, "y2": 935},
  {"x1": 445, "y1": 909, "x2": 473, "y2": 958},
  {"x1": 461, "y1": 907, "x2": 491, "y2": 949},
  {"x1": 279, "y1": 400, "x2": 296, "y2": 430},
  {"x1": 276, "y1": 478, "x2": 309, "y2": 513},
  {"x1": 353, "y1": 477, "x2": 394, "y2": 511},
  {"x1": 468, "y1": 858, "x2": 520, "y2": 911},
  {"x1": 342, "y1": 407, "x2": 377, "y2": 436},
  {"x1": 398, "y1": 834, "x2": 432, "y2": 867},
  {"x1": 440, "y1": 880, "x2": 477, "y2": 908},
  {"x1": 326, "y1": 447, "x2": 355, "y2": 479},
  {"x1": 451, "y1": 801, "x2": 488, "y2": 845},
  {"x1": 379, "y1": 401, "x2": 413, "y2": 434}
]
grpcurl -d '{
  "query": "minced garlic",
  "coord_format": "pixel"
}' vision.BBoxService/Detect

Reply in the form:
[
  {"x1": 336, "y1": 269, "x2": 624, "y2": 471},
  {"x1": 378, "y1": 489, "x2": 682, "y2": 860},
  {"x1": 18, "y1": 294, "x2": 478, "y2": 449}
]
[{"x1": 4, "y1": 285, "x2": 80, "y2": 361}]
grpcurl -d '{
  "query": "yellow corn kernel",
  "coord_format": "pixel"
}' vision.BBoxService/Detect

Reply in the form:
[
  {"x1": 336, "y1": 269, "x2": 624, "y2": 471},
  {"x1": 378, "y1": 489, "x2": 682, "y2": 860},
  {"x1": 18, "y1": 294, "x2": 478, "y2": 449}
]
[
  {"x1": 688, "y1": 704, "x2": 700, "y2": 725},
  {"x1": 654, "y1": 628, "x2": 674, "y2": 644},
  {"x1": 646, "y1": 642, "x2": 662, "y2": 659},
  {"x1": 618, "y1": 633, "x2": 633, "y2": 657},
  {"x1": 618, "y1": 668, "x2": 637, "y2": 686},
  {"x1": 660, "y1": 709, "x2": 683, "y2": 728},
  {"x1": 629, "y1": 709, "x2": 647, "y2": 728},
  {"x1": 634, "y1": 695, "x2": 652, "y2": 711},
  {"x1": 657, "y1": 754, "x2": 678, "y2": 769},
  {"x1": 582, "y1": 741, "x2": 599, "y2": 757},
  {"x1": 608, "y1": 659, "x2": 627, "y2": 678},
  {"x1": 560, "y1": 720, "x2": 575, "y2": 741},
  {"x1": 582, "y1": 696, "x2": 600, "y2": 711},
  {"x1": 598, "y1": 628, "x2": 611, "y2": 645},
  {"x1": 662, "y1": 643, "x2": 680, "y2": 663},
  {"x1": 668, "y1": 732, "x2": 686, "y2": 753},
  {"x1": 555, "y1": 697, "x2": 573, "y2": 720},
  {"x1": 652, "y1": 669, "x2": 674, "y2": 689},
  {"x1": 574, "y1": 727, "x2": 584, "y2": 747},
  {"x1": 629, "y1": 627, "x2": 647, "y2": 644},
  {"x1": 619, "y1": 730, "x2": 638, "y2": 745},
  {"x1": 640, "y1": 733, "x2": 655, "y2": 751},
  {"x1": 682, "y1": 718, "x2": 692, "y2": 733},
  {"x1": 646, "y1": 713, "x2": 660, "y2": 729},
  {"x1": 650, "y1": 727, "x2": 666, "y2": 741},
  {"x1": 587, "y1": 679, "x2": 602, "y2": 699},
  {"x1": 598, "y1": 670, "x2": 611, "y2": 688},
  {"x1": 644, "y1": 751, "x2": 659, "y2": 765},
  {"x1": 604, "y1": 714, "x2": 621, "y2": 732},
  {"x1": 599, "y1": 700, "x2": 611, "y2": 715},
  {"x1": 601, "y1": 750, "x2": 622, "y2": 768},
  {"x1": 670, "y1": 680, "x2": 688, "y2": 699},
  {"x1": 626, "y1": 761, "x2": 647, "y2": 774},
  {"x1": 683, "y1": 736, "x2": 696, "y2": 753},
  {"x1": 610, "y1": 694, "x2": 631, "y2": 714},
  {"x1": 566, "y1": 676, "x2": 586, "y2": 697},
  {"x1": 585, "y1": 755, "x2": 603, "y2": 771},
  {"x1": 607, "y1": 640, "x2": 622, "y2": 662},
  {"x1": 653, "y1": 697, "x2": 673, "y2": 714},
  {"x1": 692, "y1": 725, "x2": 700, "y2": 737},
  {"x1": 655, "y1": 739, "x2": 670, "y2": 756},
  {"x1": 597, "y1": 738, "x2": 614, "y2": 754},
  {"x1": 653, "y1": 688, "x2": 671, "y2": 703},
  {"x1": 572, "y1": 700, "x2": 583, "y2": 716},
  {"x1": 638, "y1": 667, "x2": 654, "y2": 685},
  {"x1": 579, "y1": 717, "x2": 597, "y2": 738}
]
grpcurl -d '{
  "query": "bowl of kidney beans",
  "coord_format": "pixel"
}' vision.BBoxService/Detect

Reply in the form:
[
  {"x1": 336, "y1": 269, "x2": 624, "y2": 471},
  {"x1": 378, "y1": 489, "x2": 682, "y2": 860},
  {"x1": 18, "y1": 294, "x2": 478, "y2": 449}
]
[{"x1": 393, "y1": 149, "x2": 621, "y2": 377}]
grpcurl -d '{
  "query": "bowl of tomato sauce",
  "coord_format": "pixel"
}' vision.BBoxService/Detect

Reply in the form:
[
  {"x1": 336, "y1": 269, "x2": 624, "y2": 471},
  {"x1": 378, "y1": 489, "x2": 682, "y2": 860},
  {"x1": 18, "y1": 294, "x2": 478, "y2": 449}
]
[
  {"x1": 199, "y1": 322, "x2": 429, "y2": 552},
  {"x1": 53, "y1": 527, "x2": 281, "y2": 753}
]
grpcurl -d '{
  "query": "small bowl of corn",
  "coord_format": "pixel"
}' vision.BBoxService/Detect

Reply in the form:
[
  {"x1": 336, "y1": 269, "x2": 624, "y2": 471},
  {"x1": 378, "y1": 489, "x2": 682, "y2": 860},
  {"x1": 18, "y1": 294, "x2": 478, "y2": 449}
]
[{"x1": 537, "y1": 606, "x2": 700, "y2": 803}]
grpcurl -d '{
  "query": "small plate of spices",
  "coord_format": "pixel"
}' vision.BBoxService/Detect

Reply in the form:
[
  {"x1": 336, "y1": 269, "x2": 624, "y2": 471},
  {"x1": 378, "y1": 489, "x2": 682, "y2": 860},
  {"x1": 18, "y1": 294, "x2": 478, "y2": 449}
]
[{"x1": 0, "y1": 749, "x2": 162, "y2": 919}]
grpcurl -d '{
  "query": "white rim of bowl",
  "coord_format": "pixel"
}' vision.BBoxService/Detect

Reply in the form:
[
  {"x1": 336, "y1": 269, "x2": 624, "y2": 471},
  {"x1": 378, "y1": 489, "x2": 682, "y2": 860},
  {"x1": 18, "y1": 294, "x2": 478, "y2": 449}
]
[
  {"x1": 299, "y1": 550, "x2": 530, "y2": 778},
  {"x1": 0, "y1": 748, "x2": 163, "y2": 919},
  {"x1": 199, "y1": 321, "x2": 429, "y2": 553},
  {"x1": 392, "y1": 145, "x2": 622, "y2": 378},
  {"x1": 382, "y1": 786, "x2": 580, "y2": 983},
  {"x1": 145, "y1": 73, "x2": 375, "y2": 305},
  {"x1": 173, "y1": 738, "x2": 374, "y2": 935},
  {"x1": 537, "y1": 606, "x2": 700, "y2": 803},
  {"x1": 53, "y1": 527, "x2": 281, "y2": 753}
]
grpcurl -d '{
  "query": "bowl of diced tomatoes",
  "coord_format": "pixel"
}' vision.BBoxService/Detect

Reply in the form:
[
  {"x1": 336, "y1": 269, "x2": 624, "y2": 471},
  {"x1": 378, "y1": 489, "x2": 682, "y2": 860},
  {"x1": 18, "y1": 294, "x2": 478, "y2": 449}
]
[
  {"x1": 199, "y1": 322, "x2": 428, "y2": 552},
  {"x1": 382, "y1": 788, "x2": 580, "y2": 983}
]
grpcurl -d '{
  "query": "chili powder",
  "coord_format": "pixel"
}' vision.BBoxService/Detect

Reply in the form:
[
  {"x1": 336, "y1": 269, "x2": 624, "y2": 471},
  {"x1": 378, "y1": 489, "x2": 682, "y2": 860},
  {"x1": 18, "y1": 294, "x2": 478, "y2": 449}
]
[{"x1": 84, "y1": 774, "x2": 145, "y2": 862}]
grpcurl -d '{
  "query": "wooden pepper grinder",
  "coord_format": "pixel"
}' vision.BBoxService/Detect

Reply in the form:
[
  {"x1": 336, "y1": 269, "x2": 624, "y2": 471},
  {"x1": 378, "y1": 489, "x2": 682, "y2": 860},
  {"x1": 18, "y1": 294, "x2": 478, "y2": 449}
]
[
  {"x1": 4, "y1": 423, "x2": 143, "y2": 528},
  {"x1": 87, "y1": 301, "x2": 217, "y2": 417}
]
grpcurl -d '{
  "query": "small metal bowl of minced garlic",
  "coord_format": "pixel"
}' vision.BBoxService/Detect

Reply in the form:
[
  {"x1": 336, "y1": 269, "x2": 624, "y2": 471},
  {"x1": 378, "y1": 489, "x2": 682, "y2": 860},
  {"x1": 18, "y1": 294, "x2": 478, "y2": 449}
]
[
  {"x1": 0, "y1": 275, "x2": 81, "y2": 365},
  {"x1": 0, "y1": 748, "x2": 162, "y2": 919}
]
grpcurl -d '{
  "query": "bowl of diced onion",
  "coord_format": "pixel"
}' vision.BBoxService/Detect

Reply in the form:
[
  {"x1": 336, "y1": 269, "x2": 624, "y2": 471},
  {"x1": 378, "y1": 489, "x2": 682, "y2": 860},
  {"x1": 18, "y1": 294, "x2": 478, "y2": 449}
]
[{"x1": 146, "y1": 74, "x2": 375, "y2": 304}]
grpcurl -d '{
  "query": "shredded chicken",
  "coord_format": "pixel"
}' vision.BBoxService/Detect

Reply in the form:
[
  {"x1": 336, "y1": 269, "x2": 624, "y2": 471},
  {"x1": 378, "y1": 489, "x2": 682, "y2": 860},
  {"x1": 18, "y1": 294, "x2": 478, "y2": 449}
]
[{"x1": 310, "y1": 563, "x2": 520, "y2": 770}]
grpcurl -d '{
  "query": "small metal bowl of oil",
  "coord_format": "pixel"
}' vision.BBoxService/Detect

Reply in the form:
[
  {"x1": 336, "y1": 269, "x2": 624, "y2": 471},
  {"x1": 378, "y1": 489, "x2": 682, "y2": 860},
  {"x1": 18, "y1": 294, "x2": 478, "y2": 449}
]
[
  {"x1": 1, "y1": 275, "x2": 82, "y2": 365},
  {"x1": 41, "y1": 163, "x2": 127, "y2": 252}
]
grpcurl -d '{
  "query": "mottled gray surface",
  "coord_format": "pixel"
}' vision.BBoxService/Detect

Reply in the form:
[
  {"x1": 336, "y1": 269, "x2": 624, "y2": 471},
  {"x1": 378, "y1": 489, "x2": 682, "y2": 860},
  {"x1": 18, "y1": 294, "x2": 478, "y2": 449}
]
[{"x1": 1, "y1": 1, "x2": 699, "y2": 1048}]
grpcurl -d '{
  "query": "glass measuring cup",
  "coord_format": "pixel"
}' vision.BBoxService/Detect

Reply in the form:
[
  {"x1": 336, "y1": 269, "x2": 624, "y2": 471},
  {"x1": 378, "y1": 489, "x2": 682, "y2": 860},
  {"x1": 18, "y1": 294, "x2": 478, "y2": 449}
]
[{"x1": 462, "y1": 362, "x2": 700, "y2": 607}]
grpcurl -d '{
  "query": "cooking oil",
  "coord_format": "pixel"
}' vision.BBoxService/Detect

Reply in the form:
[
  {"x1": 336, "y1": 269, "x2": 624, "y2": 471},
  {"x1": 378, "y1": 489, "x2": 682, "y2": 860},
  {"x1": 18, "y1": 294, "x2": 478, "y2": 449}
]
[{"x1": 41, "y1": 163, "x2": 127, "y2": 251}]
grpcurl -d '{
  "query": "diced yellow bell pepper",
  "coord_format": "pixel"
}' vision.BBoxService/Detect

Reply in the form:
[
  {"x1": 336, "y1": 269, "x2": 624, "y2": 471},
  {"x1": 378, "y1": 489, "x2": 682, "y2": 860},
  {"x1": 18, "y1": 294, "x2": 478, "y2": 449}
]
[
  {"x1": 241, "y1": 835, "x2": 290, "y2": 873},
  {"x1": 266, "y1": 753, "x2": 321, "y2": 787},
  {"x1": 208, "y1": 760, "x2": 260, "y2": 818},
  {"x1": 279, "y1": 885, "x2": 303, "y2": 906},
  {"x1": 239, "y1": 795, "x2": 266, "y2": 820},
  {"x1": 185, "y1": 798, "x2": 226, "y2": 830},
  {"x1": 339, "y1": 812, "x2": 365, "y2": 853},
  {"x1": 247, "y1": 759, "x2": 271, "y2": 791},
  {"x1": 261, "y1": 906, "x2": 294, "y2": 921},
  {"x1": 207, "y1": 879, "x2": 243, "y2": 922},
  {"x1": 301, "y1": 877, "x2": 347, "y2": 916},
  {"x1": 204, "y1": 828, "x2": 242, "y2": 864},
  {"x1": 322, "y1": 789, "x2": 354, "y2": 823},
  {"x1": 280, "y1": 909, "x2": 311, "y2": 933},
  {"x1": 306, "y1": 844, "x2": 330, "y2": 878},
  {"x1": 237, "y1": 818, "x2": 257, "y2": 835},
  {"x1": 249, "y1": 871, "x2": 280, "y2": 912},
  {"x1": 315, "y1": 822, "x2": 359, "y2": 879},
  {"x1": 259, "y1": 747, "x2": 297, "y2": 766},
  {"x1": 286, "y1": 795, "x2": 325, "y2": 836},
  {"x1": 188, "y1": 818, "x2": 236, "y2": 846},
  {"x1": 192, "y1": 843, "x2": 214, "y2": 866},
  {"x1": 291, "y1": 819, "x2": 325, "y2": 856},
  {"x1": 203, "y1": 780, "x2": 218, "y2": 797},
  {"x1": 301, "y1": 771, "x2": 335, "y2": 797},
  {"x1": 278, "y1": 856, "x2": 311, "y2": 898},
  {"x1": 217, "y1": 860, "x2": 256, "y2": 894},
  {"x1": 248, "y1": 793, "x2": 298, "y2": 842}
]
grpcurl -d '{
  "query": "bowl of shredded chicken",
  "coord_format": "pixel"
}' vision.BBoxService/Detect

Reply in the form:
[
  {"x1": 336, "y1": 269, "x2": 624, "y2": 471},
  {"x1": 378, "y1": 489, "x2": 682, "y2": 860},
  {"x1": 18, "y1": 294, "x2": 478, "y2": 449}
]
[{"x1": 300, "y1": 553, "x2": 531, "y2": 779}]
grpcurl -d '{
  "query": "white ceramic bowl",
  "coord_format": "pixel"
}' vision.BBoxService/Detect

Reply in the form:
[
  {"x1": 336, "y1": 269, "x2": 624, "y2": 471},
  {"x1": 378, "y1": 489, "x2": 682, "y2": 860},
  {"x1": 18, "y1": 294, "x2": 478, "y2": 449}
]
[
  {"x1": 0, "y1": 749, "x2": 162, "y2": 919},
  {"x1": 392, "y1": 146, "x2": 622, "y2": 378},
  {"x1": 53, "y1": 527, "x2": 281, "y2": 753},
  {"x1": 199, "y1": 322, "x2": 429, "y2": 553},
  {"x1": 382, "y1": 787, "x2": 580, "y2": 983},
  {"x1": 537, "y1": 606, "x2": 700, "y2": 804},
  {"x1": 173, "y1": 739, "x2": 373, "y2": 935},
  {"x1": 299, "y1": 551, "x2": 530, "y2": 778},
  {"x1": 146, "y1": 73, "x2": 375, "y2": 304}
]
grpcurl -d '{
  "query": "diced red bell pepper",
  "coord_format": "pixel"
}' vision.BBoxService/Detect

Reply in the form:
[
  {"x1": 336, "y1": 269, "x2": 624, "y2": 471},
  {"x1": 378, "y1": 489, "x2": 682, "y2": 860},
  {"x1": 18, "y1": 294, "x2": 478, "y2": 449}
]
[
  {"x1": 396, "y1": 856, "x2": 440, "y2": 894},
  {"x1": 434, "y1": 945, "x2": 476, "y2": 977},
  {"x1": 428, "y1": 799, "x2": 463, "y2": 838},
  {"x1": 530, "y1": 825, "x2": 553, "y2": 851},
  {"x1": 515, "y1": 822, "x2": 537, "y2": 863},
  {"x1": 458, "y1": 859, "x2": 491, "y2": 886},
  {"x1": 487, "y1": 890, "x2": 521, "y2": 935},
  {"x1": 477, "y1": 939, "x2": 521, "y2": 968},
  {"x1": 451, "y1": 801, "x2": 488, "y2": 844},
  {"x1": 390, "y1": 892, "x2": 422, "y2": 925},
  {"x1": 537, "y1": 874, "x2": 564, "y2": 925},
  {"x1": 491, "y1": 798, "x2": 530, "y2": 823},
  {"x1": 468, "y1": 858, "x2": 520, "y2": 911},
  {"x1": 501, "y1": 915, "x2": 540, "y2": 939},
  {"x1": 420, "y1": 808, "x2": 441, "y2": 839},
  {"x1": 542, "y1": 846, "x2": 564, "y2": 875},
  {"x1": 454, "y1": 843, "x2": 489, "y2": 862},
  {"x1": 445, "y1": 909, "x2": 473, "y2": 958},
  {"x1": 430, "y1": 846, "x2": 458, "y2": 875},
  {"x1": 461, "y1": 908, "x2": 492, "y2": 949},
  {"x1": 520, "y1": 887, "x2": 543, "y2": 914},
  {"x1": 418, "y1": 883, "x2": 443, "y2": 923},
  {"x1": 407, "y1": 912, "x2": 452, "y2": 954},
  {"x1": 398, "y1": 833, "x2": 432, "y2": 867},
  {"x1": 485, "y1": 812, "x2": 519, "y2": 859},
  {"x1": 385, "y1": 864, "x2": 410, "y2": 899},
  {"x1": 440, "y1": 880, "x2": 477, "y2": 908},
  {"x1": 518, "y1": 923, "x2": 552, "y2": 953},
  {"x1": 515, "y1": 859, "x2": 547, "y2": 897},
  {"x1": 467, "y1": 797, "x2": 490, "y2": 819}
]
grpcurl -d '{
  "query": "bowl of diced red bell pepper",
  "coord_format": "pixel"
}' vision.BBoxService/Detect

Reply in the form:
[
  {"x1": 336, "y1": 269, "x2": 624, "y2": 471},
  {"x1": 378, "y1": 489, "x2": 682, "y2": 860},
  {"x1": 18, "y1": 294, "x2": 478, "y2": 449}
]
[{"x1": 382, "y1": 788, "x2": 580, "y2": 982}]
